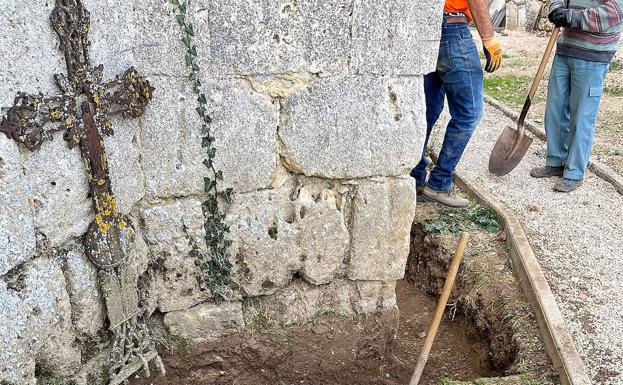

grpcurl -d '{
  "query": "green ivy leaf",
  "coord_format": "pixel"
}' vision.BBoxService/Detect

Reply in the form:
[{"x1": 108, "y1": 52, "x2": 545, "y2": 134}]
[
  {"x1": 224, "y1": 188, "x2": 234, "y2": 205},
  {"x1": 190, "y1": 45, "x2": 198, "y2": 57},
  {"x1": 186, "y1": 23, "x2": 195, "y2": 36},
  {"x1": 182, "y1": 35, "x2": 191, "y2": 48},
  {"x1": 185, "y1": 54, "x2": 192, "y2": 67},
  {"x1": 196, "y1": 106, "x2": 206, "y2": 118},
  {"x1": 176, "y1": 14, "x2": 185, "y2": 26},
  {"x1": 208, "y1": 147, "x2": 217, "y2": 159},
  {"x1": 203, "y1": 158, "x2": 212, "y2": 168},
  {"x1": 198, "y1": 93, "x2": 207, "y2": 104},
  {"x1": 215, "y1": 170, "x2": 223, "y2": 180},
  {"x1": 180, "y1": 1, "x2": 187, "y2": 14}
]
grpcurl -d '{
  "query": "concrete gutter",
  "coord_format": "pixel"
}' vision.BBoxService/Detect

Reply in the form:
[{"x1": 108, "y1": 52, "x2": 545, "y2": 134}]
[
  {"x1": 484, "y1": 95, "x2": 623, "y2": 196},
  {"x1": 451, "y1": 173, "x2": 592, "y2": 385}
]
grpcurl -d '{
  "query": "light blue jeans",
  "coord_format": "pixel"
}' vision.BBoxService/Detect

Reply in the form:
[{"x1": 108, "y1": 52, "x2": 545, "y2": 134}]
[{"x1": 545, "y1": 54, "x2": 608, "y2": 180}]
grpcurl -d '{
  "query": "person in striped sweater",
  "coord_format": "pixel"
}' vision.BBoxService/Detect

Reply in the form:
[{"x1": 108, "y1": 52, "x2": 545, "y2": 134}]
[{"x1": 530, "y1": 0, "x2": 623, "y2": 192}]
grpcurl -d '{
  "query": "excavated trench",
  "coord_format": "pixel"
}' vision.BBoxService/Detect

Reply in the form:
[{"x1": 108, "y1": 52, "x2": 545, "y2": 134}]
[{"x1": 128, "y1": 212, "x2": 556, "y2": 385}]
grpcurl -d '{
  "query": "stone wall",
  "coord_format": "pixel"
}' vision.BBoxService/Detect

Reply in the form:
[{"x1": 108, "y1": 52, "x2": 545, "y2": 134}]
[{"x1": 0, "y1": 0, "x2": 442, "y2": 383}]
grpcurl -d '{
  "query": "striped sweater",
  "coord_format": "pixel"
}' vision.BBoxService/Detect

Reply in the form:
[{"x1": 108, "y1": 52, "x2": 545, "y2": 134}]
[{"x1": 550, "y1": 0, "x2": 623, "y2": 63}]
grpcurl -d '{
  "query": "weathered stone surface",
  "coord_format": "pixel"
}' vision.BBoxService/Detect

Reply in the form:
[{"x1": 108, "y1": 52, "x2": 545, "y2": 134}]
[
  {"x1": 280, "y1": 76, "x2": 426, "y2": 179},
  {"x1": 22, "y1": 137, "x2": 92, "y2": 247},
  {"x1": 141, "y1": 198, "x2": 209, "y2": 312},
  {"x1": 348, "y1": 178, "x2": 417, "y2": 281},
  {"x1": 242, "y1": 279, "x2": 397, "y2": 326},
  {"x1": 227, "y1": 182, "x2": 349, "y2": 296},
  {"x1": 140, "y1": 78, "x2": 277, "y2": 198},
  {"x1": 63, "y1": 247, "x2": 106, "y2": 337},
  {"x1": 204, "y1": 0, "x2": 351, "y2": 75},
  {"x1": 163, "y1": 301, "x2": 245, "y2": 342},
  {"x1": 0, "y1": 2, "x2": 64, "y2": 108},
  {"x1": 0, "y1": 136, "x2": 36, "y2": 276},
  {"x1": 0, "y1": 258, "x2": 80, "y2": 385},
  {"x1": 351, "y1": 0, "x2": 443, "y2": 75},
  {"x1": 105, "y1": 115, "x2": 146, "y2": 215}
]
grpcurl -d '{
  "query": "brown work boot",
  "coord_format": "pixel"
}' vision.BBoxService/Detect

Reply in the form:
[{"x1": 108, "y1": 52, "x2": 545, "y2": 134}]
[
  {"x1": 530, "y1": 165, "x2": 564, "y2": 178},
  {"x1": 420, "y1": 186, "x2": 470, "y2": 208}
]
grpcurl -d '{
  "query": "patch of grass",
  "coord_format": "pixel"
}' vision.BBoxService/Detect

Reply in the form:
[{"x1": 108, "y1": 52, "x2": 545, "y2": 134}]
[
  {"x1": 593, "y1": 144, "x2": 622, "y2": 157},
  {"x1": 167, "y1": 334, "x2": 191, "y2": 357},
  {"x1": 605, "y1": 85, "x2": 623, "y2": 96},
  {"x1": 422, "y1": 206, "x2": 500, "y2": 234},
  {"x1": 609, "y1": 60, "x2": 623, "y2": 72},
  {"x1": 484, "y1": 75, "x2": 534, "y2": 107}
]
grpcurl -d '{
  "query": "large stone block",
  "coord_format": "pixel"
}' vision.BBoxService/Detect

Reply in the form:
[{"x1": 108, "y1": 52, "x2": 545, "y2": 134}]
[
  {"x1": 348, "y1": 178, "x2": 417, "y2": 281},
  {"x1": 105, "y1": 115, "x2": 146, "y2": 215},
  {"x1": 0, "y1": 2, "x2": 64, "y2": 108},
  {"x1": 0, "y1": 136, "x2": 36, "y2": 276},
  {"x1": 22, "y1": 137, "x2": 92, "y2": 247},
  {"x1": 0, "y1": 258, "x2": 80, "y2": 385},
  {"x1": 163, "y1": 301, "x2": 245, "y2": 343},
  {"x1": 140, "y1": 78, "x2": 277, "y2": 198},
  {"x1": 351, "y1": 0, "x2": 443, "y2": 75},
  {"x1": 242, "y1": 279, "x2": 397, "y2": 326},
  {"x1": 203, "y1": 0, "x2": 351, "y2": 75},
  {"x1": 63, "y1": 247, "x2": 106, "y2": 338},
  {"x1": 141, "y1": 198, "x2": 209, "y2": 312},
  {"x1": 227, "y1": 181, "x2": 349, "y2": 297},
  {"x1": 280, "y1": 76, "x2": 426, "y2": 179}
]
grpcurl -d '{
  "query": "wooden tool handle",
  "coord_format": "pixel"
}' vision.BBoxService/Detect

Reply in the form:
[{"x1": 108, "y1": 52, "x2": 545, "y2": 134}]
[
  {"x1": 409, "y1": 232, "x2": 470, "y2": 385},
  {"x1": 518, "y1": 27, "x2": 560, "y2": 127}
]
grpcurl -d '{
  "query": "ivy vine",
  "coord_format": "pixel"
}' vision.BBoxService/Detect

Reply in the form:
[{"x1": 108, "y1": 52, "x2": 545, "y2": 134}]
[{"x1": 170, "y1": 0, "x2": 234, "y2": 302}]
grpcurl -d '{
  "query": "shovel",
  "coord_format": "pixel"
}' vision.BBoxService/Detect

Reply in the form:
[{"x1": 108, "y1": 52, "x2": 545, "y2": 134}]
[{"x1": 488, "y1": 27, "x2": 560, "y2": 176}]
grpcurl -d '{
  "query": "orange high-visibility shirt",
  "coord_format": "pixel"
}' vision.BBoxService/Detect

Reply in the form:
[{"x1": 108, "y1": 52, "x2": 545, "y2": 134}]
[{"x1": 444, "y1": 0, "x2": 473, "y2": 20}]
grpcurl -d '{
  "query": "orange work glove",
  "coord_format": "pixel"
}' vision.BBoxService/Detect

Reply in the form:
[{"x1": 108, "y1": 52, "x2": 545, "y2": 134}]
[{"x1": 482, "y1": 36, "x2": 503, "y2": 73}]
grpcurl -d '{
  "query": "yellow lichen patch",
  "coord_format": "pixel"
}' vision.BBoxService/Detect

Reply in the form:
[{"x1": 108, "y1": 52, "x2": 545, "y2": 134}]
[
  {"x1": 65, "y1": 116, "x2": 73, "y2": 126},
  {"x1": 50, "y1": 110, "x2": 63, "y2": 120},
  {"x1": 248, "y1": 73, "x2": 311, "y2": 99},
  {"x1": 99, "y1": 221, "x2": 111, "y2": 233},
  {"x1": 97, "y1": 179, "x2": 105, "y2": 186},
  {"x1": 95, "y1": 214, "x2": 103, "y2": 224},
  {"x1": 119, "y1": 220, "x2": 126, "y2": 230}
]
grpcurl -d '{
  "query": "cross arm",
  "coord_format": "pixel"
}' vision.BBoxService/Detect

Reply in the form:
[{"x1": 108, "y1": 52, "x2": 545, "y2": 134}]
[{"x1": 0, "y1": 92, "x2": 80, "y2": 151}]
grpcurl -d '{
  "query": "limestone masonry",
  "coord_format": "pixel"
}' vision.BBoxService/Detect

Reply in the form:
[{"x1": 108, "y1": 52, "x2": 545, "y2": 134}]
[{"x1": 0, "y1": 1, "x2": 442, "y2": 383}]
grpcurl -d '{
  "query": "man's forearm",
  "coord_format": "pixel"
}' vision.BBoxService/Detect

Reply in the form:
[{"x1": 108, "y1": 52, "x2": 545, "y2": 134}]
[{"x1": 467, "y1": 0, "x2": 495, "y2": 38}]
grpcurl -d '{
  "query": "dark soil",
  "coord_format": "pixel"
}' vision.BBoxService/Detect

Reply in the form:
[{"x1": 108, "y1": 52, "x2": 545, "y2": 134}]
[{"x1": 130, "y1": 280, "x2": 498, "y2": 385}]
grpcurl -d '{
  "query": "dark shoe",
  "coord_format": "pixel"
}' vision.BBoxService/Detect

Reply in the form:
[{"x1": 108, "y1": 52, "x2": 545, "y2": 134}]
[
  {"x1": 420, "y1": 186, "x2": 470, "y2": 208},
  {"x1": 553, "y1": 178, "x2": 583, "y2": 193},
  {"x1": 416, "y1": 184, "x2": 425, "y2": 195},
  {"x1": 530, "y1": 165, "x2": 564, "y2": 178}
]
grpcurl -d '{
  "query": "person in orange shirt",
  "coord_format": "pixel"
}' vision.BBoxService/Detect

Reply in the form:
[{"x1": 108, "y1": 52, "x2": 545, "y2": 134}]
[{"x1": 412, "y1": 0, "x2": 502, "y2": 207}]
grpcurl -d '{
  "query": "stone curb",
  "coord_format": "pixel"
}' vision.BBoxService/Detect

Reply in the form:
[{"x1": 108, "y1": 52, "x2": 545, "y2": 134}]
[
  {"x1": 451, "y1": 174, "x2": 592, "y2": 385},
  {"x1": 484, "y1": 95, "x2": 623, "y2": 196}
]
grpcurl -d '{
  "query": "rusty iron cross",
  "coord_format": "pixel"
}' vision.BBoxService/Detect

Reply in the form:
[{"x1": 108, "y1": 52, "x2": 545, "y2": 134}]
[{"x1": 0, "y1": 0, "x2": 160, "y2": 382}]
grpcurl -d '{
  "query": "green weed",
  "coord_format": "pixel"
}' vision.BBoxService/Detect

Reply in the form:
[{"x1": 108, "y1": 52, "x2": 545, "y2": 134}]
[
  {"x1": 422, "y1": 206, "x2": 500, "y2": 234},
  {"x1": 167, "y1": 334, "x2": 191, "y2": 357},
  {"x1": 484, "y1": 75, "x2": 535, "y2": 107}
]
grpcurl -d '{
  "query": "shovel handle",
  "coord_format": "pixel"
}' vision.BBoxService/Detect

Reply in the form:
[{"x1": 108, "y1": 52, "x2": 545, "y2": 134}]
[
  {"x1": 518, "y1": 27, "x2": 560, "y2": 129},
  {"x1": 409, "y1": 232, "x2": 470, "y2": 385}
]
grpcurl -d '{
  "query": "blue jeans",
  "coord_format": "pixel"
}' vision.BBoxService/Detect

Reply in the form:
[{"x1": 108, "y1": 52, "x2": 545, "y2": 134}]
[
  {"x1": 411, "y1": 22, "x2": 484, "y2": 192},
  {"x1": 545, "y1": 54, "x2": 608, "y2": 180}
]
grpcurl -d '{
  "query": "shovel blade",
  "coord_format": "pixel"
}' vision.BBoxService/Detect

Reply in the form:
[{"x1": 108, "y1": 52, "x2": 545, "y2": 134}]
[{"x1": 489, "y1": 126, "x2": 533, "y2": 176}]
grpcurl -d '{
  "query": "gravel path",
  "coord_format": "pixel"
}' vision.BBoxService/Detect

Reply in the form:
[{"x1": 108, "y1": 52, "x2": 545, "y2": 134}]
[{"x1": 429, "y1": 105, "x2": 623, "y2": 385}]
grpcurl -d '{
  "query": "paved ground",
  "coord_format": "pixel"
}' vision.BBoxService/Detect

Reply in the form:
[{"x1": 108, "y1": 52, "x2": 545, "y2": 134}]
[{"x1": 429, "y1": 105, "x2": 623, "y2": 385}]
